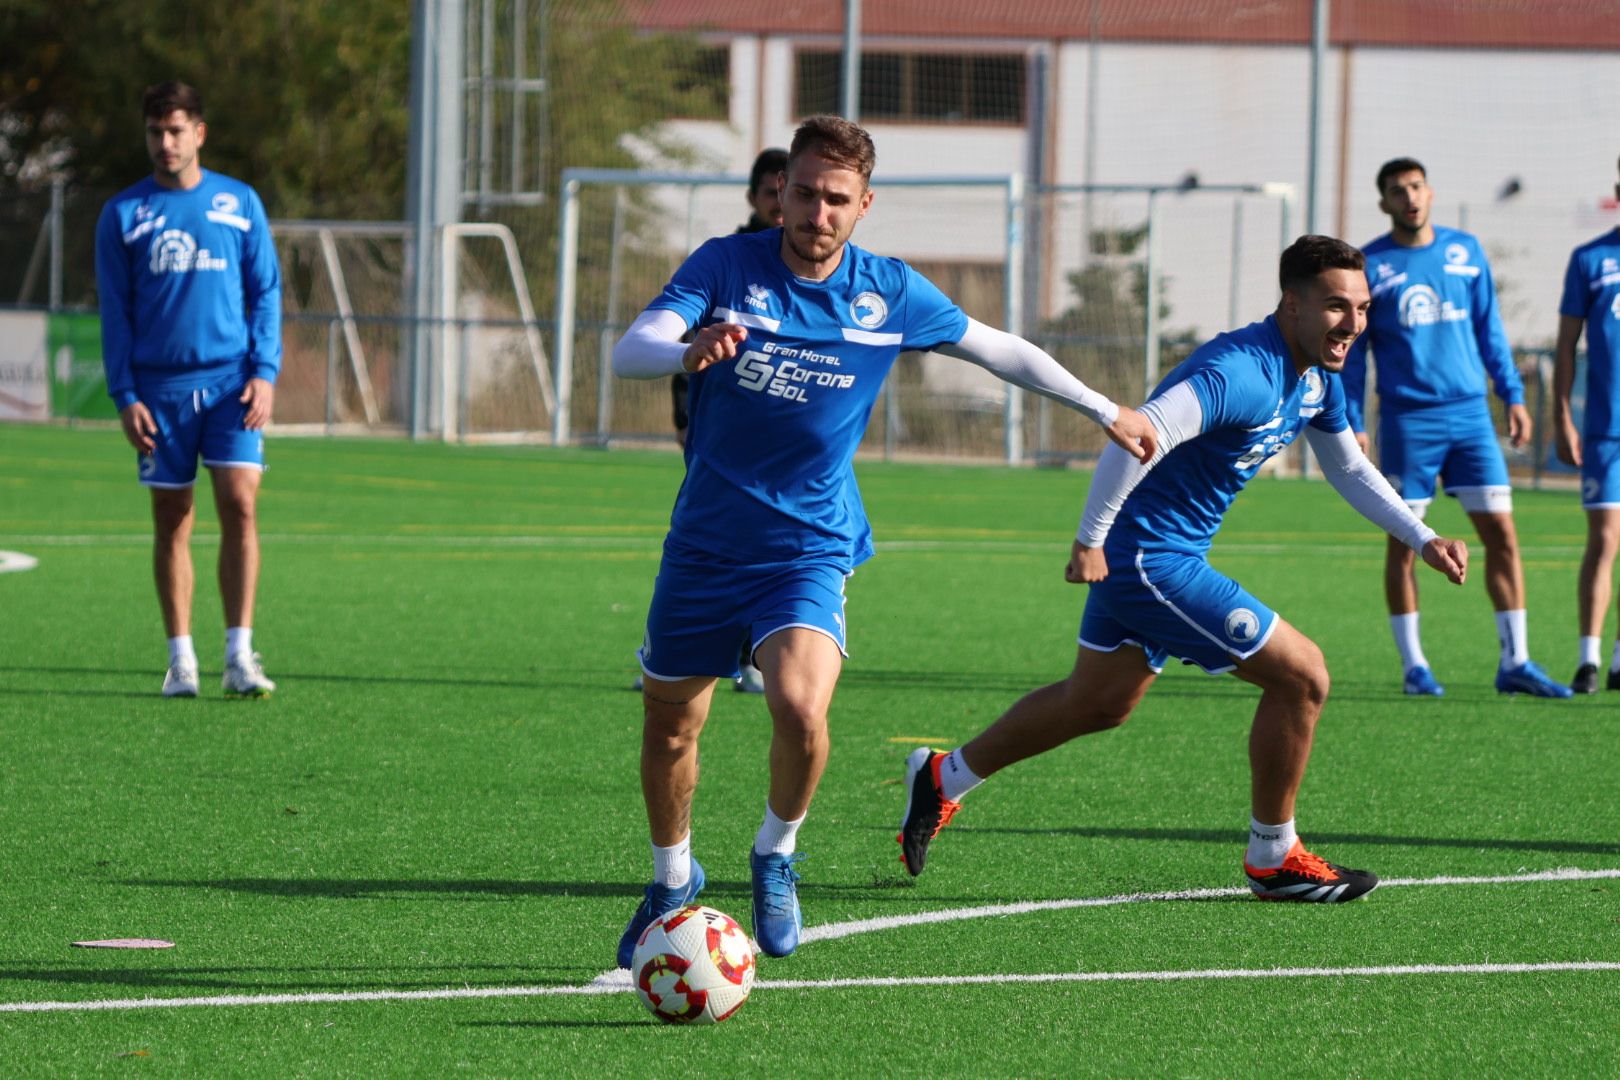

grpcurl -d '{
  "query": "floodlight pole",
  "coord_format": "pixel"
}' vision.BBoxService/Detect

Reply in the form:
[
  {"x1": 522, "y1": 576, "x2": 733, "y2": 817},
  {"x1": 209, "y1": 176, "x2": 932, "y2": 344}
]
[
  {"x1": 1305, "y1": 0, "x2": 1329, "y2": 234},
  {"x1": 841, "y1": 0, "x2": 861, "y2": 120}
]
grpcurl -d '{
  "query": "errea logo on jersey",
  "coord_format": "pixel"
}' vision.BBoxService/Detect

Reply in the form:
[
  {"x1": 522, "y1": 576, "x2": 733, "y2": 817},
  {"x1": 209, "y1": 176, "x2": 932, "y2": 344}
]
[
  {"x1": 850, "y1": 292, "x2": 888, "y2": 329},
  {"x1": 150, "y1": 230, "x2": 227, "y2": 274},
  {"x1": 1611, "y1": 293, "x2": 1620, "y2": 320},
  {"x1": 745, "y1": 283, "x2": 774, "y2": 312}
]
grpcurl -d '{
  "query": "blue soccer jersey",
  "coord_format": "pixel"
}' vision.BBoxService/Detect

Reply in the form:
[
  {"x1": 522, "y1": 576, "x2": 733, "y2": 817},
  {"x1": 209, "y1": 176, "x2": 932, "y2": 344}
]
[
  {"x1": 95, "y1": 169, "x2": 282, "y2": 410},
  {"x1": 648, "y1": 228, "x2": 968, "y2": 567},
  {"x1": 1559, "y1": 228, "x2": 1620, "y2": 439},
  {"x1": 1104, "y1": 315, "x2": 1348, "y2": 561},
  {"x1": 1342, "y1": 226, "x2": 1522, "y2": 431}
]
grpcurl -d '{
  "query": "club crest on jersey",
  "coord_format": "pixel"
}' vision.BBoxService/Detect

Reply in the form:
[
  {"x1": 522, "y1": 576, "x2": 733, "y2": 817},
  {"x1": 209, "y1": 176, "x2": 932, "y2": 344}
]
[
  {"x1": 745, "y1": 283, "x2": 774, "y2": 312},
  {"x1": 1611, "y1": 292, "x2": 1620, "y2": 320},
  {"x1": 1225, "y1": 607, "x2": 1261, "y2": 644},
  {"x1": 149, "y1": 229, "x2": 227, "y2": 274},
  {"x1": 1444, "y1": 243, "x2": 1470, "y2": 265},
  {"x1": 850, "y1": 292, "x2": 888, "y2": 330},
  {"x1": 211, "y1": 192, "x2": 241, "y2": 215},
  {"x1": 1300, "y1": 368, "x2": 1326, "y2": 406}
]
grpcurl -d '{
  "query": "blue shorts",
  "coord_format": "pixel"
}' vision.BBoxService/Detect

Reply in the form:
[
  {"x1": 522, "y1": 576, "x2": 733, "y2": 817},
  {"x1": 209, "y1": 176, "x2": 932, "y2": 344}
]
[
  {"x1": 1079, "y1": 549, "x2": 1278, "y2": 675},
  {"x1": 1582, "y1": 436, "x2": 1620, "y2": 508},
  {"x1": 1376, "y1": 399, "x2": 1510, "y2": 509},
  {"x1": 638, "y1": 550, "x2": 850, "y2": 681},
  {"x1": 136, "y1": 375, "x2": 265, "y2": 488}
]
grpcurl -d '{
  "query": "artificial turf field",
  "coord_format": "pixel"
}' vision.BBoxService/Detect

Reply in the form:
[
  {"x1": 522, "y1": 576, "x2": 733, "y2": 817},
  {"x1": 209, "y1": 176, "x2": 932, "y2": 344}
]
[{"x1": 1, "y1": 421, "x2": 1616, "y2": 1077}]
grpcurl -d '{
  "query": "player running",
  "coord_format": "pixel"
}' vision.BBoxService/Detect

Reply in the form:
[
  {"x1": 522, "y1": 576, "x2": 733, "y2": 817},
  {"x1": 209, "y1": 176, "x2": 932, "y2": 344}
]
[
  {"x1": 897, "y1": 236, "x2": 1469, "y2": 903},
  {"x1": 610, "y1": 115, "x2": 1157, "y2": 965},
  {"x1": 1553, "y1": 155, "x2": 1620, "y2": 693},
  {"x1": 1344, "y1": 158, "x2": 1569, "y2": 699},
  {"x1": 95, "y1": 82, "x2": 282, "y2": 698}
]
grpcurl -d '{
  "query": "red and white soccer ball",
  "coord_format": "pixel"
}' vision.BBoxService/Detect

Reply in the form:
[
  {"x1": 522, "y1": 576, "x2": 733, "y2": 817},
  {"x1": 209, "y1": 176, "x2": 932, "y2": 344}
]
[{"x1": 631, "y1": 904, "x2": 756, "y2": 1024}]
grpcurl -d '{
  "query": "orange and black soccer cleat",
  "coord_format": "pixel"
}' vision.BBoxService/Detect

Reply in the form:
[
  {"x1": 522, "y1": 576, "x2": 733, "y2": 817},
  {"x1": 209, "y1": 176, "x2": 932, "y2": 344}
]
[
  {"x1": 1245, "y1": 839, "x2": 1378, "y2": 902},
  {"x1": 897, "y1": 748, "x2": 961, "y2": 877}
]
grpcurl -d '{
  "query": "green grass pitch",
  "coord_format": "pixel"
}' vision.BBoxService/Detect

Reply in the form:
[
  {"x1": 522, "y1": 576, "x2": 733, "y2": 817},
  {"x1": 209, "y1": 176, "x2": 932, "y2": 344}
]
[{"x1": 1, "y1": 422, "x2": 1616, "y2": 1076}]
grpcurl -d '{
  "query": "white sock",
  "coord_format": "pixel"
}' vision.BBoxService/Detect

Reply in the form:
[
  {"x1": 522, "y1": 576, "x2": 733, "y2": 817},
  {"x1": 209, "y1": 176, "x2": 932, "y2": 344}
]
[
  {"x1": 1495, "y1": 610, "x2": 1529, "y2": 668},
  {"x1": 1389, "y1": 613, "x2": 1428, "y2": 672},
  {"x1": 225, "y1": 626, "x2": 253, "y2": 660},
  {"x1": 1246, "y1": 817, "x2": 1297, "y2": 869},
  {"x1": 754, "y1": 804, "x2": 805, "y2": 857},
  {"x1": 1580, "y1": 636, "x2": 1602, "y2": 668},
  {"x1": 937, "y1": 749, "x2": 984, "y2": 803},
  {"x1": 652, "y1": 835, "x2": 692, "y2": 888},
  {"x1": 167, "y1": 635, "x2": 196, "y2": 666}
]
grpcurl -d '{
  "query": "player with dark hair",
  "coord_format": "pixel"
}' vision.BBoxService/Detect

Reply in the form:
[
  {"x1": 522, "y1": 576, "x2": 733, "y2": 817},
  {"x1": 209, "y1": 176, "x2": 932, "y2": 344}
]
[
  {"x1": 611, "y1": 115, "x2": 1158, "y2": 964},
  {"x1": 95, "y1": 81, "x2": 281, "y2": 697},
  {"x1": 1554, "y1": 155, "x2": 1620, "y2": 693},
  {"x1": 896, "y1": 235, "x2": 1469, "y2": 903},
  {"x1": 1344, "y1": 158, "x2": 1569, "y2": 698}
]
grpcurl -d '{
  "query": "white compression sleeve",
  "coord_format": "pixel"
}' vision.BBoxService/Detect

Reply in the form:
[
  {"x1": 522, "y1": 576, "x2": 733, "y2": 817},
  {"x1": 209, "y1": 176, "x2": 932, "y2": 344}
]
[
  {"x1": 611, "y1": 308, "x2": 692, "y2": 379},
  {"x1": 1305, "y1": 426, "x2": 1437, "y2": 553},
  {"x1": 1076, "y1": 381, "x2": 1203, "y2": 547},
  {"x1": 937, "y1": 318, "x2": 1119, "y2": 426}
]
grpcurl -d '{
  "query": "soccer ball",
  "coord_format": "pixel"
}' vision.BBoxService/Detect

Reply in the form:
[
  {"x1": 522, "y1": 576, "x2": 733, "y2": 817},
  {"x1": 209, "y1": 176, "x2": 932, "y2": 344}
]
[{"x1": 630, "y1": 904, "x2": 755, "y2": 1024}]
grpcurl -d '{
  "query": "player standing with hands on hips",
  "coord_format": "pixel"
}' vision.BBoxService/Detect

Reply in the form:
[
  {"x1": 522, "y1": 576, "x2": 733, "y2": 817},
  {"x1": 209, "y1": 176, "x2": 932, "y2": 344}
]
[
  {"x1": 95, "y1": 82, "x2": 282, "y2": 698},
  {"x1": 897, "y1": 237, "x2": 1470, "y2": 903},
  {"x1": 1343, "y1": 158, "x2": 1569, "y2": 699},
  {"x1": 610, "y1": 115, "x2": 1157, "y2": 965}
]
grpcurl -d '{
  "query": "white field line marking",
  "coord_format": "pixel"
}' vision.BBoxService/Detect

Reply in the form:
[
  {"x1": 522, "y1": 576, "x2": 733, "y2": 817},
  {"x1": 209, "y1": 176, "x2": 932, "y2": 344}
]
[
  {"x1": 0, "y1": 550, "x2": 39, "y2": 573},
  {"x1": 3, "y1": 867, "x2": 1616, "y2": 1016},
  {"x1": 800, "y1": 866, "x2": 1620, "y2": 945}
]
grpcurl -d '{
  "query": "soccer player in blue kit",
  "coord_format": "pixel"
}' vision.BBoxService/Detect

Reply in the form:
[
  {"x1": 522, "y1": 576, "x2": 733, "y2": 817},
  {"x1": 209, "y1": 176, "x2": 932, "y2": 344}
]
[
  {"x1": 1344, "y1": 158, "x2": 1569, "y2": 699},
  {"x1": 609, "y1": 115, "x2": 1158, "y2": 964},
  {"x1": 897, "y1": 236, "x2": 1470, "y2": 903},
  {"x1": 95, "y1": 83, "x2": 282, "y2": 698},
  {"x1": 1553, "y1": 156, "x2": 1620, "y2": 694}
]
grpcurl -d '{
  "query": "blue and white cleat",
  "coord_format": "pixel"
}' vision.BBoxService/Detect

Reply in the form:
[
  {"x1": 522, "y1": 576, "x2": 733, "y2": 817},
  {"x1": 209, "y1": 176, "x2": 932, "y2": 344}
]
[
  {"x1": 616, "y1": 858, "x2": 705, "y2": 969},
  {"x1": 749, "y1": 850, "x2": 804, "y2": 958},
  {"x1": 1495, "y1": 660, "x2": 1574, "y2": 699},
  {"x1": 1402, "y1": 665, "x2": 1445, "y2": 697}
]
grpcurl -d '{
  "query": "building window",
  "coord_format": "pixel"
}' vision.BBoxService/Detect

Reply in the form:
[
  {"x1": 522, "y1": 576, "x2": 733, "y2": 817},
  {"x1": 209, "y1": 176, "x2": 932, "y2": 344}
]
[
  {"x1": 669, "y1": 44, "x2": 730, "y2": 120},
  {"x1": 794, "y1": 50, "x2": 1025, "y2": 125}
]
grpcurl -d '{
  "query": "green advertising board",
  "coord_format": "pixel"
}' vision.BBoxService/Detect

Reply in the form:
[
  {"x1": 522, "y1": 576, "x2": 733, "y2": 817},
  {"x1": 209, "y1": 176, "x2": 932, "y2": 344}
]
[{"x1": 47, "y1": 312, "x2": 117, "y2": 419}]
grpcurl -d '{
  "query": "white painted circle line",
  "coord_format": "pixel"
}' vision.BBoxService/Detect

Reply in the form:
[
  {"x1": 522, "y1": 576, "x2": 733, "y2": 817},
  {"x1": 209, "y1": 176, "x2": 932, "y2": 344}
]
[{"x1": 1, "y1": 866, "x2": 1616, "y2": 1016}]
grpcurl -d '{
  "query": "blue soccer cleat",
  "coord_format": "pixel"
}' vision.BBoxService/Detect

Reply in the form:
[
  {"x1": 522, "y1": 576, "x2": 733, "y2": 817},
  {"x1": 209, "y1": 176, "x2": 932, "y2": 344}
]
[
  {"x1": 616, "y1": 858, "x2": 705, "y2": 969},
  {"x1": 749, "y1": 850, "x2": 804, "y2": 958},
  {"x1": 1402, "y1": 665, "x2": 1445, "y2": 697},
  {"x1": 1495, "y1": 660, "x2": 1574, "y2": 699}
]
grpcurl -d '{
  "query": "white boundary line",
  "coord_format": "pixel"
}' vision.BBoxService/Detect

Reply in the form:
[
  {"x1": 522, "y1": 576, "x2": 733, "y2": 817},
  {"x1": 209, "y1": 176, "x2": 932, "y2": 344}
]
[
  {"x1": 3, "y1": 867, "x2": 1616, "y2": 1016},
  {"x1": 0, "y1": 550, "x2": 38, "y2": 574}
]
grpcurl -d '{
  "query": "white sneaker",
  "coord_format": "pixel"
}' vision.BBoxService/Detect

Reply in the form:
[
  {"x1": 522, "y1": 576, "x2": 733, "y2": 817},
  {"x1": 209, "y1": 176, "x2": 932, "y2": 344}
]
[
  {"x1": 734, "y1": 662, "x2": 765, "y2": 694},
  {"x1": 223, "y1": 652, "x2": 276, "y2": 696},
  {"x1": 162, "y1": 659, "x2": 200, "y2": 698}
]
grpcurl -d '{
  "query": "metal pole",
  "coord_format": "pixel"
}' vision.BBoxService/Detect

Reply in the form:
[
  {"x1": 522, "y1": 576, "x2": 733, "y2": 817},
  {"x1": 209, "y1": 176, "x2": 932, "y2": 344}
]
[
  {"x1": 1144, "y1": 190, "x2": 1162, "y2": 398},
  {"x1": 597, "y1": 186, "x2": 627, "y2": 442},
  {"x1": 1305, "y1": 0, "x2": 1328, "y2": 234},
  {"x1": 48, "y1": 176, "x2": 64, "y2": 310},
  {"x1": 1004, "y1": 173, "x2": 1025, "y2": 465},
  {"x1": 511, "y1": 0, "x2": 526, "y2": 194},
  {"x1": 552, "y1": 173, "x2": 582, "y2": 444},
  {"x1": 478, "y1": 0, "x2": 494, "y2": 209},
  {"x1": 840, "y1": 0, "x2": 861, "y2": 121},
  {"x1": 326, "y1": 319, "x2": 339, "y2": 432}
]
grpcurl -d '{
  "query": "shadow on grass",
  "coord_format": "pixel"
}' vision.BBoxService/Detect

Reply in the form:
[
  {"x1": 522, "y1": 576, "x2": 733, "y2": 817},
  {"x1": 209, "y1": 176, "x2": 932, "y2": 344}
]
[
  {"x1": 459, "y1": 1019, "x2": 645, "y2": 1029},
  {"x1": 943, "y1": 824, "x2": 1620, "y2": 857},
  {"x1": 0, "y1": 962, "x2": 581, "y2": 994},
  {"x1": 118, "y1": 876, "x2": 994, "y2": 906}
]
